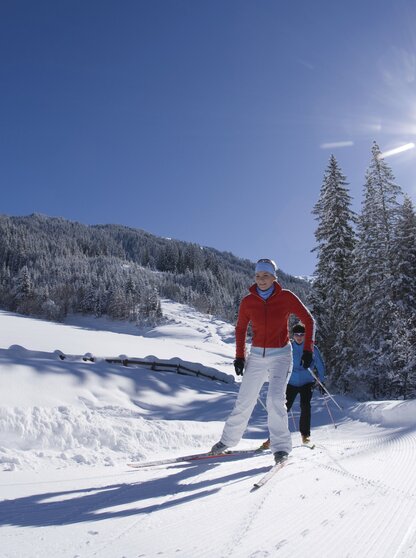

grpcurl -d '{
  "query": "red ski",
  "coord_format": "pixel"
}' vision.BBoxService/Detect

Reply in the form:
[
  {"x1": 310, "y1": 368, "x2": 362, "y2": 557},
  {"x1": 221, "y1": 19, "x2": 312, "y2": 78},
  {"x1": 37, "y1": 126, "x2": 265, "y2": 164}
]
[{"x1": 128, "y1": 448, "x2": 267, "y2": 469}]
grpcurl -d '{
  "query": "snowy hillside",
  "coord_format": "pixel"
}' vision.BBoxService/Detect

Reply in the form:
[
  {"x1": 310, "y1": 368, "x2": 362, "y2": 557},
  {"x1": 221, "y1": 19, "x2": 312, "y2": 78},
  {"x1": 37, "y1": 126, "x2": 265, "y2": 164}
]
[{"x1": 1, "y1": 301, "x2": 415, "y2": 558}]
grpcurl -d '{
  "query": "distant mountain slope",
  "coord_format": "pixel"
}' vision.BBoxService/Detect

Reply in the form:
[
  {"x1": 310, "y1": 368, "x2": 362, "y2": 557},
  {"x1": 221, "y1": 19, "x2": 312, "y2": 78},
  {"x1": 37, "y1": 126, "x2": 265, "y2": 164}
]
[{"x1": 0, "y1": 213, "x2": 310, "y2": 323}]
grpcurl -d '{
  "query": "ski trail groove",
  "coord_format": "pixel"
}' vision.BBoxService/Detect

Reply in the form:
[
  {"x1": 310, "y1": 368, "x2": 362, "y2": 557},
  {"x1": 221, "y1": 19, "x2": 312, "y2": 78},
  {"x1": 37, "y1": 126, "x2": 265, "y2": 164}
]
[
  {"x1": 87, "y1": 462, "x2": 230, "y2": 557},
  {"x1": 219, "y1": 463, "x2": 297, "y2": 558}
]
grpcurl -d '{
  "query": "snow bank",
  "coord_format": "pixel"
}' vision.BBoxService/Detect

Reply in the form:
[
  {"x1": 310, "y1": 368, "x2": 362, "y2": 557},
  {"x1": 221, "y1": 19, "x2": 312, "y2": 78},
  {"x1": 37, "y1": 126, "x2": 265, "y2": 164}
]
[
  {"x1": 2, "y1": 303, "x2": 413, "y2": 476},
  {"x1": 0, "y1": 405, "x2": 218, "y2": 470},
  {"x1": 350, "y1": 399, "x2": 416, "y2": 427},
  {"x1": 0, "y1": 303, "x2": 237, "y2": 470}
]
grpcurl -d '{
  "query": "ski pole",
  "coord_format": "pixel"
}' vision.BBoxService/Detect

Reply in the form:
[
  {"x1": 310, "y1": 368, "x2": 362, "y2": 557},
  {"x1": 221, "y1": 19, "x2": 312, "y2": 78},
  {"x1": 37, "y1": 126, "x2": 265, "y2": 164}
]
[
  {"x1": 321, "y1": 393, "x2": 338, "y2": 429},
  {"x1": 258, "y1": 394, "x2": 297, "y2": 430},
  {"x1": 257, "y1": 396, "x2": 267, "y2": 412},
  {"x1": 289, "y1": 409, "x2": 296, "y2": 430},
  {"x1": 307, "y1": 368, "x2": 344, "y2": 411}
]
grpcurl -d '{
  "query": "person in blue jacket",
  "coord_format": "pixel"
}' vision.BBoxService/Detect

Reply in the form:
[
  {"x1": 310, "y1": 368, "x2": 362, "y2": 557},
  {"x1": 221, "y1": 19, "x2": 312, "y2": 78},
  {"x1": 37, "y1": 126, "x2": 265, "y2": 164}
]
[
  {"x1": 260, "y1": 322, "x2": 326, "y2": 448},
  {"x1": 287, "y1": 322, "x2": 325, "y2": 444}
]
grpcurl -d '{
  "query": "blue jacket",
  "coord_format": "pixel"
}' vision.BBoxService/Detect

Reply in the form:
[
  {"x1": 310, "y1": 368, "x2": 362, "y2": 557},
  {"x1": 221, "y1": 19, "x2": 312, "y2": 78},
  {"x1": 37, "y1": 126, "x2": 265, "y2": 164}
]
[{"x1": 288, "y1": 340, "x2": 325, "y2": 387}]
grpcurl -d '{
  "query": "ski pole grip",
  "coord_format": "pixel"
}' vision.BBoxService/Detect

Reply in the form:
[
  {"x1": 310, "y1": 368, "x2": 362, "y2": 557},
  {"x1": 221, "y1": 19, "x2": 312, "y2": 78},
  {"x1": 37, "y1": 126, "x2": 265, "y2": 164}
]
[{"x1": 307, "y1": 368, "x2": 344, "y2": 411}]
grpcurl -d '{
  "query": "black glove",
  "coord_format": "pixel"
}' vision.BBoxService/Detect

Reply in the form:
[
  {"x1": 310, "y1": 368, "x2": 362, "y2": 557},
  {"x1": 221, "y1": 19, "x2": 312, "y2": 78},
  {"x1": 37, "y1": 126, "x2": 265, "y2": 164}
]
[
  {"x1": 233, "y1": 358, "x2": 245, "y2": 376},
  {"x1": 301, "y1": 350, "x2": 313, "y2": 369}
]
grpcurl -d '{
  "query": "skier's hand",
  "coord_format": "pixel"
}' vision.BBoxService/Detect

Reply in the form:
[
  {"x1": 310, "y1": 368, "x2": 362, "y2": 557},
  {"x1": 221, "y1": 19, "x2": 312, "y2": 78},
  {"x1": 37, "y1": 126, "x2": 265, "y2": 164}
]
[
  {"x1": 319, "y1": 383, "x2": 326, "y2": 395},
  {"x1": 301, "y1": 350, "x2": 313, "y2": 369},
  {"x1": 233, "y1": 358, "x2": 245, "y2": 376}
]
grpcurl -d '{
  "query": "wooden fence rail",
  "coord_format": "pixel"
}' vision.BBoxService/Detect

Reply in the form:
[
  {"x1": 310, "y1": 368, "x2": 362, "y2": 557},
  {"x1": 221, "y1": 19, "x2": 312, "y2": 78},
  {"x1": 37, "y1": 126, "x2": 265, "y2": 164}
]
[
  {"x1": 104, "y1": 358, "x2": 229, "y2": 383},
  {"x1": 56, "y1": 350, "x2": 232, "y2": 384}
]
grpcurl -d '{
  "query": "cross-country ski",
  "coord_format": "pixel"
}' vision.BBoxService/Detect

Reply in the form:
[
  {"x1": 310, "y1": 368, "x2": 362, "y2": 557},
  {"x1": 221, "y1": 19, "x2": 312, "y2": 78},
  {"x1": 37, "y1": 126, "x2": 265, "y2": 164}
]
[
  {"x1": 252, "y1": 456, "x2": 289, "y2": 490},
  {"x1": 128, "y1": 447, "x2": 267, "y2": 468}
]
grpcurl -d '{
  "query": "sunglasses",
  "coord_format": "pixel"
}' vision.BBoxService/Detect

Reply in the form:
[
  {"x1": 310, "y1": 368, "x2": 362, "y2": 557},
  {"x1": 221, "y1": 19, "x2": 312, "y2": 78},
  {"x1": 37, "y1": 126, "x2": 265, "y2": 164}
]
[{"x1": 293, "y1": 332, "x2": 305, "y2": 337}]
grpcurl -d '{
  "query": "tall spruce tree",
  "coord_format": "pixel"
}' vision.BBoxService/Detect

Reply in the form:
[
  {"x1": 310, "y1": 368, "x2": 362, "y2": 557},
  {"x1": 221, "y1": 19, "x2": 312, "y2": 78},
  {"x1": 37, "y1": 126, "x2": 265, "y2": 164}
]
[
  {"x1": 311, "y1": 155, "x2": 356, "y2": 389},
  {"x1": 350, "y1": 142, "x2": 403, "y2": 398},
  {"x1": 391, "y1": 196, "x2": 416, "y2": 320},
  {"x1": 389, "y1": 196, "x2": 416, "y2": 398}
]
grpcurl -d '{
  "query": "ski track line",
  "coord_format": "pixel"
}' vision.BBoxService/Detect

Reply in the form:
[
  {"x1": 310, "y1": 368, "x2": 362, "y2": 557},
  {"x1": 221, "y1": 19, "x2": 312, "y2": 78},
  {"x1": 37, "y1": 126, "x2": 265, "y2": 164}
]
[
  {"x1": 391, "y1": 511, "x2": 416, "y2": 558},
  {"x1": 148, "y1": 456, "x2": 288, "y2": 558},
  {"x1": 174, "y1": 455, "x2": 298, "y2": 558},
  {"x1": 311, "y1": 451, "x2": 416, "y2": 501},
  {"x1": 123, "y1": 428, "x2": 412, "y2": 557},
  {"x1": 336, "y1": 480, "x2": 416, "y2": 558},
  {"x1": 219, "y1": 459, "x2": 307, "y2": 558},
  {"x1": 314, "y1": 429, "x2": 416, "y2": 500},
  {"x1": 311, "y1": 492, "x2": 410, "y2": 558},
  {"x1": 220, "y1": 476, "x2": 280, "y2": 558},
  {"x1": 364, "y1": 428, "x2": 415, "y2": 556},
  {"x1": 2, "y1": 470, "x2": 138, "y2": 534},
  {"x1": 241, "y1": 430, "x2": 416, "y2": 558},
  {"x1": 347, "y1": 469, "x2": 411, "y2": 557},
  {"x1": 308, "y1": 430, "x2": 416, "y2": 558},
  {"x1": 9, "y1": 465, "x2": 187, "y2": 558},
  {"x1": 125, "y1": 455, "x2": 285, "y2": 558},
  {"x1": 86, "y1": 465, "x2": 209, "y2": 558},
  {"x1": 3, "y1": 477, "x2": 141, "y2": 558},
  {"x1": 86, "y1": 459, "x2": 255, "y2": 558},
  {"x1": 283, "y1": 458, "x2": 413, "y2": 557},
  {"x1": 216, "y1": 445, "x2": 368, "y2": 558},
  {"x1": 247, "y1": 440, "x2": 394, "y2": 558},
  {"x1": 319, "y1": 424, "x2": 415, "y2": 462},
  {"x1": 313, "y1": 460, "x2": 415, "y2": 500},
  {"x1": 217, "y1": 453, "x2": 350, "y2": 558}
]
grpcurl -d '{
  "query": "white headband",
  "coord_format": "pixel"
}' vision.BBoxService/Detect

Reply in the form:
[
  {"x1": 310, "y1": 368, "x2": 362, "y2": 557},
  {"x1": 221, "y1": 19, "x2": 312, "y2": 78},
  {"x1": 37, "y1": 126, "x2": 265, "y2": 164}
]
[{"x1": 255, "y1": 260, "x2": 277, "y2": 277}]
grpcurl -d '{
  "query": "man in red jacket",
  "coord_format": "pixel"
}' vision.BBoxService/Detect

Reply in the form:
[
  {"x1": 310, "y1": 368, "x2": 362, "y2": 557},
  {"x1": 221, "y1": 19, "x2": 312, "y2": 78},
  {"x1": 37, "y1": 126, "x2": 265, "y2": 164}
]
[{"x1": 210, "y1": 258, "x2": 315, "y2": 464}]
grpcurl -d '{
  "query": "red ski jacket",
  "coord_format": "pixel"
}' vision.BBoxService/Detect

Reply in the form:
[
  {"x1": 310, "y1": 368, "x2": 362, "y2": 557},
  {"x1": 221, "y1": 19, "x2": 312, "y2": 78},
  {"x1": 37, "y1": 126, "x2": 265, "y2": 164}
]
[{"x1": 235, "y1": 282, "x2": 315, "y2": 358}]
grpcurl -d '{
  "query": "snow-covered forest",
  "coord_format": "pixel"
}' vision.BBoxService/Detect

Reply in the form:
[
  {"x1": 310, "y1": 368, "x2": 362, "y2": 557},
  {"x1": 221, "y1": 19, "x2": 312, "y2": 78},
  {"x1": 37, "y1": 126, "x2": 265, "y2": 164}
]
[
  {"x1": 311, "y1": 142, "x2": 416, "y2": 400},
  {"x1": 0, "y1": 213, "x2": 309, "y2": 325}
]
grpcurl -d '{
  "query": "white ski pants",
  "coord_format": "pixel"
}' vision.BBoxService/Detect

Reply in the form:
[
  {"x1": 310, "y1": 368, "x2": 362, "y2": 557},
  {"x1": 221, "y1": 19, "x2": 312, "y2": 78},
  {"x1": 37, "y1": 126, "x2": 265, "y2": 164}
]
[{"x1": 221, "y1": 344, "x2": 293, "y2": 454}]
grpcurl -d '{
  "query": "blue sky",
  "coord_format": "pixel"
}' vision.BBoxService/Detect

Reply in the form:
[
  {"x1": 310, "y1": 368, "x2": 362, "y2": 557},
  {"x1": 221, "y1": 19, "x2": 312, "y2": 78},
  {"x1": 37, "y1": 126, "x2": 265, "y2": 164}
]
[{"x1": 1, "y1": 1, "x2": 415, "y2": 277}]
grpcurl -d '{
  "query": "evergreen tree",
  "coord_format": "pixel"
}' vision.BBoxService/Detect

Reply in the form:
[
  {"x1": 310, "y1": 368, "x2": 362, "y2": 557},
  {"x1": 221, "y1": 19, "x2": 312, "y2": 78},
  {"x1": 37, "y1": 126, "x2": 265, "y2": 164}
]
[
  {"x1": 311, "y1": 155, "x2": 356, "y2": 388},
  {"x1": 391, "y1": 196, "x2": 416, "y2": 319},
  {"x1": 107, "y1": 285, "x2": 128, "y2": 320},
  {"x1": 12, "y1": 265, "x2": 33, "y2": 313},
  {"x1": 388, "y1": 312, "x2": 416, "y2": 399},
  {"x1": 350, "y1": 142, "x2": 403, "y2": 398},
  {"x1": 138, "y1": 285, "x2": 162, "y2": 325},
  {"x1": 388, "y1": 196, "x2": 416, "y2": 398}
]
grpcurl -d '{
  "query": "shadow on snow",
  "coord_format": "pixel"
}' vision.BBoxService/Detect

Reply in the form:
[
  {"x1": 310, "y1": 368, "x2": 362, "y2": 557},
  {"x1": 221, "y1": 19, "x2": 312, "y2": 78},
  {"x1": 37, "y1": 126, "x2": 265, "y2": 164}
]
[{"x1": 0, "y1": 457, "x2": 271, "y2": 527}]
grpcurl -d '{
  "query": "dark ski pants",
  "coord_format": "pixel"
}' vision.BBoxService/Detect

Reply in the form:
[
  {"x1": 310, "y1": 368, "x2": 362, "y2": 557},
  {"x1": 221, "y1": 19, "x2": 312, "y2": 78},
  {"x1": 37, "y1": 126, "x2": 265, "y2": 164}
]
[{"x1": 286, "y1": 382, "x2": 315, "y2": 437}]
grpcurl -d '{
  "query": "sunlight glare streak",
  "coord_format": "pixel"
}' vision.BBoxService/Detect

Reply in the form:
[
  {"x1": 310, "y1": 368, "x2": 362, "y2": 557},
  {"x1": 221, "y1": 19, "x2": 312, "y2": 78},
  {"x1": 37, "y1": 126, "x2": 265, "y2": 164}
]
[
  {"x1": 320, "y1": 141, "x2": 354, "y2": 149},
  {"x1": 378, "y1": 143, "x2": 415, "y2": 159}
]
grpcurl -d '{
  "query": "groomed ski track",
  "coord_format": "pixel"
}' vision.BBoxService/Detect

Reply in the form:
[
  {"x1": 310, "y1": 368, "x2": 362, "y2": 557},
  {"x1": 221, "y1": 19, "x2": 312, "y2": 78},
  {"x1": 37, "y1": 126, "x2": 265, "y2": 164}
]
[
  {"x1": 1, "y1": 305, "x2": 415, "y2": 558},
  {"x1": 2, "y1": 416, "x2": 415, "y2": 558},
  {"x1": 121, "y1": 423, "x2": 415, "y2": 558}
]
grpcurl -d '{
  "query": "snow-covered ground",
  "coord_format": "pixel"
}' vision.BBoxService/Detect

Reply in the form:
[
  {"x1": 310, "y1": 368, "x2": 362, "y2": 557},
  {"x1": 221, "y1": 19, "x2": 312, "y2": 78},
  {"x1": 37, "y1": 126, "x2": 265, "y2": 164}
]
[{"x1": 1, "y1": 301, "x2": 415, "y2": 558}]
